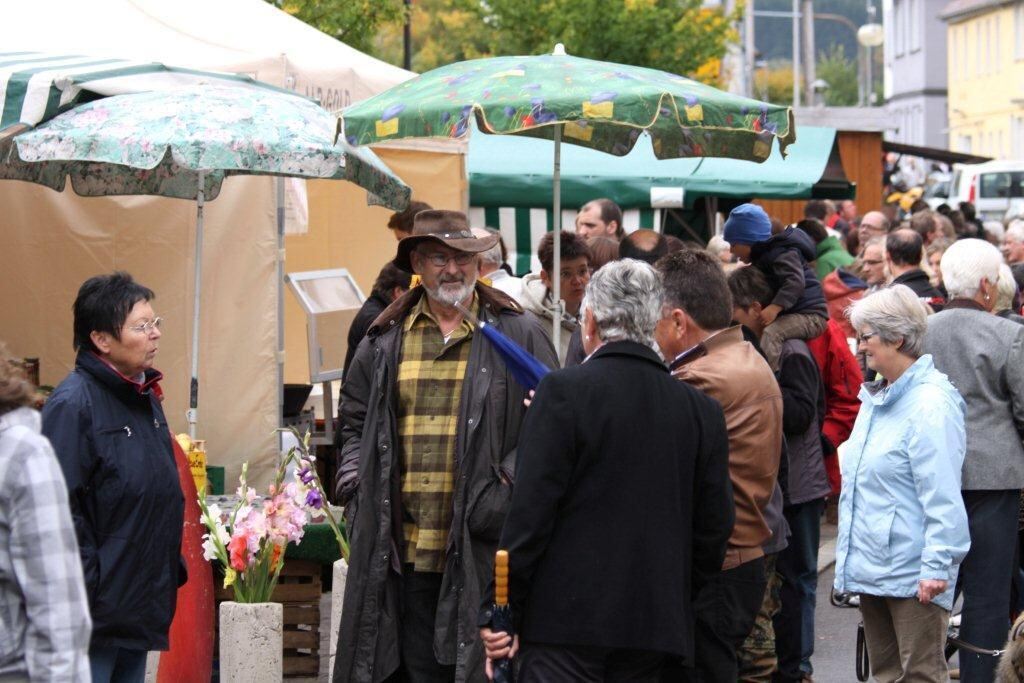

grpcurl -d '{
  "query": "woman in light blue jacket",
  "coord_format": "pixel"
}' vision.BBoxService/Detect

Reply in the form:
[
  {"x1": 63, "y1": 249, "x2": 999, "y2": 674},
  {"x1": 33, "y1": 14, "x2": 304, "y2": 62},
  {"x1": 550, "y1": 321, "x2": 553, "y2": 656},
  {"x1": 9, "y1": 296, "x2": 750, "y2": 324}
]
[{"x1": 834, "y1": 285, "x2": 970, "y2": 683}]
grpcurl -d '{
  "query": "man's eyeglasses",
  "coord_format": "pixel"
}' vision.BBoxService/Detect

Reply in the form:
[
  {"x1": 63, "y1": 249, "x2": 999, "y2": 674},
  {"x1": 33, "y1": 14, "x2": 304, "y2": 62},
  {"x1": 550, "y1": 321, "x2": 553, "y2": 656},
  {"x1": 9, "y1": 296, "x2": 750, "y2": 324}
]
[
  {"x1": 860, "y1": 223, "x2": 885, "y2": 232},
  {"x1": 422, "y1": 252, "x2": 475, "y2": 267},
  {"x1": 857, "y1": 331, "x2": 877, "y2": 344},
  {"x1": 862, "y1": 259, "x2": 884, "y2": 266},
  {"x1": 128, "y1": 317, "x2": 163, "y2": 335}
]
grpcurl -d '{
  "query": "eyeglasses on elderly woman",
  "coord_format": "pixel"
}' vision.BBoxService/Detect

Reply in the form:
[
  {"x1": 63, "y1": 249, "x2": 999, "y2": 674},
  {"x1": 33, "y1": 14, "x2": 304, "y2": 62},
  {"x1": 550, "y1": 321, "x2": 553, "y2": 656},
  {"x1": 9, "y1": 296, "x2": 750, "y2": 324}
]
[{"x1": 127, "y1": 317, "x2": 163, "y2": 335}]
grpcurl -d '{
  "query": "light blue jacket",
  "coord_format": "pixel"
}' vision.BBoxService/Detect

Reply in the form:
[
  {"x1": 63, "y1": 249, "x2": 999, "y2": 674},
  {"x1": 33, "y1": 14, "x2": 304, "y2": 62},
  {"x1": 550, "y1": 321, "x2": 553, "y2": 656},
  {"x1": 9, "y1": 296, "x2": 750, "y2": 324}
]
[{"x1": 833, "y1": 354, "x2": 970, "y2": 611}]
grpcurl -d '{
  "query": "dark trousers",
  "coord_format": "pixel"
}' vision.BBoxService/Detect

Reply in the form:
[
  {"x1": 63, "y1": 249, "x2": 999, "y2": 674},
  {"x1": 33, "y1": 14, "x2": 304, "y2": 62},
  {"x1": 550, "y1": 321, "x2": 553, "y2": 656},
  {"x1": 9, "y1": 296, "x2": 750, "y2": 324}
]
[
  {"x1": 681, "y1": 556, "x2": 768, "y2": 682},
  {"x1": 386, "y1": 569, "x2": 455, "y2": 683},
  {"x1": 773, "y1": 498, "x2": 824, "y2": 682},
  {"x1": 959, "y1": 489, "x2": 1019, "y2": 683},
  {"x1": 518, "y1": 641, "x2": 667, "y2": 682},
  {"x1": 89, "y1": 646, "x2": 147, "y2": 683}
]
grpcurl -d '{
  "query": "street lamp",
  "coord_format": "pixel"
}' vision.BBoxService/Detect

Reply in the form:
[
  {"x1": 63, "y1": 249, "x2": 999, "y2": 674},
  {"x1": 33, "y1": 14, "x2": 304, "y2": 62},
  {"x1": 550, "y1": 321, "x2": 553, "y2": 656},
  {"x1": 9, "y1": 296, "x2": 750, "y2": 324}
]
[{"x1": 857, "y1": 3, "x2": 884, "y2": 106}]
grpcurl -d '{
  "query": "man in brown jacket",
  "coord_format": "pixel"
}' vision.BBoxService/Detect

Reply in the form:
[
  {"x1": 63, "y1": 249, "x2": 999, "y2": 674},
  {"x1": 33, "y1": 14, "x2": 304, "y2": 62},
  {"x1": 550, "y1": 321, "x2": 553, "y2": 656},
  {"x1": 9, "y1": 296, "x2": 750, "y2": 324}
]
[{"x1": 655, "y1": 249, "x2": 784, "y2": 681}]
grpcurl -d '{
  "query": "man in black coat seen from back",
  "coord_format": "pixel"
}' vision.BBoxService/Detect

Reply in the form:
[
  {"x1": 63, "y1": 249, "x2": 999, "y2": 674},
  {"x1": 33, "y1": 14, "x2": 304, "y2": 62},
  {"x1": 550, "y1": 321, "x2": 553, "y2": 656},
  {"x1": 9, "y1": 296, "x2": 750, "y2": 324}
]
[{"x1": 480, "y1": 259, "x2": 734, "y2": 681}]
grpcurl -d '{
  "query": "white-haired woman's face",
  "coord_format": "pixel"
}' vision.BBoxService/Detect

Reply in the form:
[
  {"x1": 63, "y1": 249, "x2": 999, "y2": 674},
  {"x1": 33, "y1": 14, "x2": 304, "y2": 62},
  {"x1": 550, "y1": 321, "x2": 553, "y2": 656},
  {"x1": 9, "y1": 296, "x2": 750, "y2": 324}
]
[{"x1": 858, "y1": 326, "x2": 903, "y2": 380}]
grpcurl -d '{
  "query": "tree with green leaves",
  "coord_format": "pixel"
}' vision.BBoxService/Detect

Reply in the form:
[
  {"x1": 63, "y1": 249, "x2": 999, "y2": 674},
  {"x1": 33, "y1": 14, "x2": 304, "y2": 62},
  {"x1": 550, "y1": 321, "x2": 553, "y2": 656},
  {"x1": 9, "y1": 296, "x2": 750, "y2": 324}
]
[
  {"x1": 816, "y1": 44, "x2": 858, "y2": 107},
  {"x1": 479, "y1": 0, "x2": 739, "y2": 85},
  {"x1": 277, "y1": 0, "x2": 737, "y2": 86},
  {"x1": 266, "y1": 0, "x2": 406, "y2": 55}
]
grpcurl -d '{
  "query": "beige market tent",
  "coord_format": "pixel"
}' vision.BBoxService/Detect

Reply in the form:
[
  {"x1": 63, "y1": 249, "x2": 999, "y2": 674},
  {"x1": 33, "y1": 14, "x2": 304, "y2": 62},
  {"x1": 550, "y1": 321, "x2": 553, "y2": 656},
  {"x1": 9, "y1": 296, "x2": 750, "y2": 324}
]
[{"x1": 0, "y1": 0, "x2": 466, "y2": 485}]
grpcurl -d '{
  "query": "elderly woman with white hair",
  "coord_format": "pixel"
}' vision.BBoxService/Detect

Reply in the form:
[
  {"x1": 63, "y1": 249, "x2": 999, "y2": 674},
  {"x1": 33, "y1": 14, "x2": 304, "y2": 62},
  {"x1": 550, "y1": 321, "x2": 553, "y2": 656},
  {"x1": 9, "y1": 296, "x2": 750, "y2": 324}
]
[
  {"x1": 995, "y1": 262, "x2": 1024, "y2": 324},
  {"x1": 834, "y1": 285, "x2": 970, "y2": 682},
  {"x1": 480, "y1": 259, "x2": 734, "y2": 681},
  {"x1": 923, "y1": 238, "x2": 1024, "y2": 681}
]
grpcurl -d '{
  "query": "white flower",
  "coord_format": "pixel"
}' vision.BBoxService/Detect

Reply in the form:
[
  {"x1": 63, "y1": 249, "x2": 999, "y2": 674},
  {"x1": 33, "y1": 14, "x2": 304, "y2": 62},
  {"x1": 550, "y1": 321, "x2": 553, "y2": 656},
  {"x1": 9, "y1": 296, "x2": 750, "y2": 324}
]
[{"x1": 201, "y1": 533, "x2": 220, "y2": 561}]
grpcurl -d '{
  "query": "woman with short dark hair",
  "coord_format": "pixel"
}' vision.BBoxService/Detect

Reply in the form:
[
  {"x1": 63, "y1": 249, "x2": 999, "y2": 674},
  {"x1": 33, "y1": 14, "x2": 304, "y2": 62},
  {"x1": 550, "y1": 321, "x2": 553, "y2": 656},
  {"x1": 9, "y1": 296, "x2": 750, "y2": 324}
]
[{"x1": 42, "y1": 272, "x2": 184, "y2": 683}]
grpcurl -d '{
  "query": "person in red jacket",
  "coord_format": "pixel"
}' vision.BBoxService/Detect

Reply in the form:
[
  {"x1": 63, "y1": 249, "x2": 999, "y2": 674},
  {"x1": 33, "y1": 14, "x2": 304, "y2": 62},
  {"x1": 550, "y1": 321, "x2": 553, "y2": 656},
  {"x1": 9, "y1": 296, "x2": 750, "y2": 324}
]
[{"x1": 806, "y1": 318, "x2": 863, "y2": 496}]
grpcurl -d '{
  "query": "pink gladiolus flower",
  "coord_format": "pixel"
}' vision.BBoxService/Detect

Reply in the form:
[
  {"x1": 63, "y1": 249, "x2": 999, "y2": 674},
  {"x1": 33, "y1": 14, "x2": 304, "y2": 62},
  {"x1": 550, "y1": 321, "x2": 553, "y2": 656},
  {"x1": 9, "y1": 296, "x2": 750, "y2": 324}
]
[{"x1": 228, "y1": 533, "x2": 249, "y2": 571}]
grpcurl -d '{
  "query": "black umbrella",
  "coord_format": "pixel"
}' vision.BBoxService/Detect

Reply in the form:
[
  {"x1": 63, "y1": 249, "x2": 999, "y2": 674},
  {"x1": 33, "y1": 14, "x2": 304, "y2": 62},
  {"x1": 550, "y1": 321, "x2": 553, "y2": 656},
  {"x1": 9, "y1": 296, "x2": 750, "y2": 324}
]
[{"x1": 490, "y1": 549, "x2": 515, "y2": 683}]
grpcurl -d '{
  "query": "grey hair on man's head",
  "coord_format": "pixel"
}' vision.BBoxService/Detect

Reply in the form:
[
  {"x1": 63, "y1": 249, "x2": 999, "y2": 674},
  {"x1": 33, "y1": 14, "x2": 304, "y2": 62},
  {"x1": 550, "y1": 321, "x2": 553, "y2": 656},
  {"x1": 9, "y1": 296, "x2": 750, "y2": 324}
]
[
  {"x1": 847, "y1": 285, "x2": 929, "y2": 358},
  {"x1": 940, "y1": 238, "x2": 1003, "y2": 300},
  {"x1": 996, "y1": 263, "x2": 1018, "y2": 312},
  {"x1": 478, "y1": 241, "x2": 504, "y2": 266},
  {"x1": 581, "y1": 258, "x2": 664, "y2": 348}
]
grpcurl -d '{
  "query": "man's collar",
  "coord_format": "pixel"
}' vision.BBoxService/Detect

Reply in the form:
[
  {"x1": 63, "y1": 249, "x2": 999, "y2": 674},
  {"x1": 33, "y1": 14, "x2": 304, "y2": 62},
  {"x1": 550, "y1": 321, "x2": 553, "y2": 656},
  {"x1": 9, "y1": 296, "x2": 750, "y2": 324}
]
[
  {"x1": 669, "y1": 326, "x2": 742, "y2": 371},
  {"x1": 404, "y1": 292, "x2": 479, "y2": 333}
]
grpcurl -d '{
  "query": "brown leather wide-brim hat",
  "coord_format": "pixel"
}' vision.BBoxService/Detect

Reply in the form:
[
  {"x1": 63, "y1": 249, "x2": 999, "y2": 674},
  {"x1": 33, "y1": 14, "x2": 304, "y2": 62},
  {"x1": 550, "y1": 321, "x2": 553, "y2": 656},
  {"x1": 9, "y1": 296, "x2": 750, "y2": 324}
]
[{"x1": 394, "y1": 209, "x2": 500, "y2": 272}]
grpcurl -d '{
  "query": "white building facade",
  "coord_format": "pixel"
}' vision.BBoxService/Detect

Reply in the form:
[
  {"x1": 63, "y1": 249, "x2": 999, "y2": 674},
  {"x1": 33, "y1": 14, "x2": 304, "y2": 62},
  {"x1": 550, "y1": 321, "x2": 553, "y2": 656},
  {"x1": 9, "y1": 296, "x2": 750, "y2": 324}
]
[{"x1": 883, "y1": 0, "x2": 950, "y2": 149}]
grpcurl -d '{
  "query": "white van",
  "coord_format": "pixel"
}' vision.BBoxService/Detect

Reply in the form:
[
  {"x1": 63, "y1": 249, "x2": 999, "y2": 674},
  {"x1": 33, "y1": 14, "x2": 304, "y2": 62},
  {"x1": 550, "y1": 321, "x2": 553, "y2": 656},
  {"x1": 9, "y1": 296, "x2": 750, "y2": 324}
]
[{"x1": 947, "y1": 161, "x2": 1024, "y2": 221}]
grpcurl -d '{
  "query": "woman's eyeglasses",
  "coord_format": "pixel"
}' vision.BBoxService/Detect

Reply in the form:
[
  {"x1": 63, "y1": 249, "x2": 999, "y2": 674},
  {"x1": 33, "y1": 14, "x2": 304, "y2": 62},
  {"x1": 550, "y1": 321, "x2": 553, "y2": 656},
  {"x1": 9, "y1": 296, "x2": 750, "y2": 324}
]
[{"x1": 128, "y1": 317, "x2": 163, "y2": 335}]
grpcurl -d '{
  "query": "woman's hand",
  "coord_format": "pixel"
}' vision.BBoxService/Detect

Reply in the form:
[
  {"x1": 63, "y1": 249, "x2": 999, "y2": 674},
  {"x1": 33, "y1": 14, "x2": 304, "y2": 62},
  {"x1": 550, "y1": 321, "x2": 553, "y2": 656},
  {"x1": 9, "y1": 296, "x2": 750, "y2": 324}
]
[
  {"x1": 917, "y1": 579, "x2": 947, "y2": 604},
  {"x1": 480, "y1": 628, "x2": 519, "y2": 680}
]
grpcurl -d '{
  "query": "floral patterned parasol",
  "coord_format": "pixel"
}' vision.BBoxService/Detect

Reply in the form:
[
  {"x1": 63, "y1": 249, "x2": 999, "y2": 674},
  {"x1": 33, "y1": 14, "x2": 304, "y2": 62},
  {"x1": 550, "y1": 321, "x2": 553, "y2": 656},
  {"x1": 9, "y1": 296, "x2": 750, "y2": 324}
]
[
  {"x1": 343, "y1": 49, "x2": 796, "y2": 163},
  {"x1": 0, "y1": 84, "x2": 411, "y2": 209}
]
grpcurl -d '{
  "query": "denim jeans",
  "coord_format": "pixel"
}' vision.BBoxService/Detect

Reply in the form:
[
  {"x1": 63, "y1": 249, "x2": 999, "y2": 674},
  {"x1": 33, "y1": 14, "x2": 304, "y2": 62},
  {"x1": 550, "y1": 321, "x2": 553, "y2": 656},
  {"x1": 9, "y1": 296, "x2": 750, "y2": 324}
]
[
  {"x1": 959, "y1": 489, "x2": 1019, "y2": 683},
  {"x1": 773, "y1": 497, "x2": 824, "y2": 681},
  {"x1": 89, "y1": 646, "x2": 147, "y2": 683}
]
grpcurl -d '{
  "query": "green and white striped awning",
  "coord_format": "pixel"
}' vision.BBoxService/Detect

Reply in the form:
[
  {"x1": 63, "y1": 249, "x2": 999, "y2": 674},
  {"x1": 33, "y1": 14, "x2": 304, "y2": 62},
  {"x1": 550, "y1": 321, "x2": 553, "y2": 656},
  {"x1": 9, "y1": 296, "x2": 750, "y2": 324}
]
[
  {"x1": 468, "y1": 206, "x2": 660, "y2": 276},
  {"x1": 0, "y1": 51, "x2": 286, "y2": 137}
]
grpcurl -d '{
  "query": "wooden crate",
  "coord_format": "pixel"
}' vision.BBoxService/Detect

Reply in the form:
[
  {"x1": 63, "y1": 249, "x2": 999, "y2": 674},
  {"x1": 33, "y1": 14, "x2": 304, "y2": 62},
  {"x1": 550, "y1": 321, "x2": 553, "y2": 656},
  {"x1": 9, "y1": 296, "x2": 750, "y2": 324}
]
[{"x1": 214, "y1": 559, "x2": 322, "y2": 679}]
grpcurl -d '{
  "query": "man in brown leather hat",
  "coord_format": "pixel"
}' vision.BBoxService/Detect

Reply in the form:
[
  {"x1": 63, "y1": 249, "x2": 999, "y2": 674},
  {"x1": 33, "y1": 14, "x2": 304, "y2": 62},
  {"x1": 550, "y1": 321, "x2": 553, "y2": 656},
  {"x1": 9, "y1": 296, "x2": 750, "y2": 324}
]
[{"x1": 333, "y1": 209, "x2": 558, "y2": 683}]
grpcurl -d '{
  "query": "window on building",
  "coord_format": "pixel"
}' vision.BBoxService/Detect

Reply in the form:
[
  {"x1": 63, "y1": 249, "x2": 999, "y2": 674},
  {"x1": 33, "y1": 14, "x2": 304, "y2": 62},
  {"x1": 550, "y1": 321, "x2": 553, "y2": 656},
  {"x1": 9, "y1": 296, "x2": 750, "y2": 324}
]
[
  {"x1": 958, "y1": 25, "x2": 966, "y2": 79},
  {"x1": 986, "y1": 19, "x2": 992, "y2": 74},
  {"x1": 910, "y1": 0, "x2": 921, "y2": 52},
  {"x1": 895, "y1": 1, "x2": 904, "y2": 56},
  {"x1": 1013, "y1": 117, "x2": 1024, "y2": 158},
  {"x1": 994, "y1": 16, "x2": 1001, "y2": 71},
  {"x1": 1017, "y1": 4, "x2": 1024, "y2": 60},
  {"x1": 976, "y1": 22, "x2": 983, "y2": 75}
]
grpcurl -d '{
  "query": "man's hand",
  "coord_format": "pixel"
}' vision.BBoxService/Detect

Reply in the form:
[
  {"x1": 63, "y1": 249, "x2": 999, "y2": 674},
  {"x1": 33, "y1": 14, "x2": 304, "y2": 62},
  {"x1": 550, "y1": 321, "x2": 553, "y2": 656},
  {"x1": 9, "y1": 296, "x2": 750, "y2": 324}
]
[
  {"x1": 480, "y1": 628, "x2": 519, "y2": 680},
  {"x1": 760, "y1": 304, "x2": 783, "y2": 326},
  {"x1": 917, "y1": 579, "x2": 947, "y2": 604}
]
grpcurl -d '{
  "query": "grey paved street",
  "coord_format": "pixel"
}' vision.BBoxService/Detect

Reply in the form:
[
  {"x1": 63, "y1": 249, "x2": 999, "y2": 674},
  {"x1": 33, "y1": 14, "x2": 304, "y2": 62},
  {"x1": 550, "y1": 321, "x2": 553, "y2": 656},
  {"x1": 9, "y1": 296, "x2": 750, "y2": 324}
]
[
  {"x1": 809, "y1": 564, "x2": 864, "y2": 682},
  {"x1": 314, "y1": 522, "x2": 961, "y2": 682}
]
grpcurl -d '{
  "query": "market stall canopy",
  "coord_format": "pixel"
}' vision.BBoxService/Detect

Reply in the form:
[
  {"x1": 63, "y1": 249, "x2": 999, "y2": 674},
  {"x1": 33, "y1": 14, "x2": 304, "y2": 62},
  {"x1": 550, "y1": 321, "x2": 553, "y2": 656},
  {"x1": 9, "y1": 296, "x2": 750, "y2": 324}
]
[
  {"x1": 0, "y1": 51, "x2": 290, "y2": 137},
  {"x1": 0, "y1": 0, "x2": 413, "y2": 108},
  {"x1": 469, "y1": 124, "x2": 853, "y2": 209}
]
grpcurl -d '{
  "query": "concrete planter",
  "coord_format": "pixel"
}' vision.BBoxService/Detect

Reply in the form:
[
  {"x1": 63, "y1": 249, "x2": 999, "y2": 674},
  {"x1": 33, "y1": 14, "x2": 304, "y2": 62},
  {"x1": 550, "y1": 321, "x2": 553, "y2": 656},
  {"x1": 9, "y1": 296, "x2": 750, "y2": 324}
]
[
  {"x1": 328, "y1": 558, "x2": 349, "y2": 682},
  {"x1": 219, "y1": 601, "x2": 282, "y2": 683}
]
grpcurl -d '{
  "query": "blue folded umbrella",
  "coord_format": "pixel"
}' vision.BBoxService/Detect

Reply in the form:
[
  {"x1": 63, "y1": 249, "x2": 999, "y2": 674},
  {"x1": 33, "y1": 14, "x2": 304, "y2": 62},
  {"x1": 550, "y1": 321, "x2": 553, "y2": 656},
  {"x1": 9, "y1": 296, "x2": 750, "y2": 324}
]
[{"x1": 457, "y1": 302, "x2": 552, "y2": 392}]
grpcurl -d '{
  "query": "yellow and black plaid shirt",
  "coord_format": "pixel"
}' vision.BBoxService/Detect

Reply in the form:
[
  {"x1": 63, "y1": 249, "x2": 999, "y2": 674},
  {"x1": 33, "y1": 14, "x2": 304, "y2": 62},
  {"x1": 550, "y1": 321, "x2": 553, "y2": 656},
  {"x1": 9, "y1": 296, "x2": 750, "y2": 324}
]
[{"x1": 397, "y1": 294, "x2": 476, "y2": 572}]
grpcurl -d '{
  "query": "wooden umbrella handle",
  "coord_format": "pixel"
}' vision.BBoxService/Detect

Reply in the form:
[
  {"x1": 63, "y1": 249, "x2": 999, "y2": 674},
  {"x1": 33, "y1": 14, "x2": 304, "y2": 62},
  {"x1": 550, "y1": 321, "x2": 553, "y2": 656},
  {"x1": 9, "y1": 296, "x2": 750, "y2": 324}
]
[{"x1": 495, "y1": 550, "x2": 509, "y2": 607}]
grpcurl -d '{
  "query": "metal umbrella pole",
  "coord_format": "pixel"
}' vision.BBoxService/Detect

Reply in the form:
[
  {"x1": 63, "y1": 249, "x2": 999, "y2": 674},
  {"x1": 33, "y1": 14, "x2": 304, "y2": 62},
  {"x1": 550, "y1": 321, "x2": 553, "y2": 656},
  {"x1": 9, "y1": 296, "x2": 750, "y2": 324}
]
[
  {"x1": 551, "y1": 123, "x2": 563, "y2": 354},
  {"x1": 188, "y1": 170, "x2": 206, "y2": 440}
]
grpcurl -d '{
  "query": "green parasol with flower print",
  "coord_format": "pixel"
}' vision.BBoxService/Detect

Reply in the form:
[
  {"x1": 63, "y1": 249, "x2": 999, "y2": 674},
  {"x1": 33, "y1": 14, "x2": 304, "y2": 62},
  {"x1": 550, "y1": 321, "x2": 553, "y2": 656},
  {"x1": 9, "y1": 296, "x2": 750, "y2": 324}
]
[
  {"x1": 342, "y1": 45, "x2": 796, "y2": 351},
  {"x1": 342, "y1": 46, "x2": 795, "y2": 162}
]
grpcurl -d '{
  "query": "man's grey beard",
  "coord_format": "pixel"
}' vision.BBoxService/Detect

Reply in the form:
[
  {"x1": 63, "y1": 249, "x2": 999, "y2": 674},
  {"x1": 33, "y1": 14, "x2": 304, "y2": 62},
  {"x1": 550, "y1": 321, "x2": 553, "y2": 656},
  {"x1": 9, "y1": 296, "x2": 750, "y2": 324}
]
[{"x1": 424, "y1": 279, "x2": 474, "y2": 307}]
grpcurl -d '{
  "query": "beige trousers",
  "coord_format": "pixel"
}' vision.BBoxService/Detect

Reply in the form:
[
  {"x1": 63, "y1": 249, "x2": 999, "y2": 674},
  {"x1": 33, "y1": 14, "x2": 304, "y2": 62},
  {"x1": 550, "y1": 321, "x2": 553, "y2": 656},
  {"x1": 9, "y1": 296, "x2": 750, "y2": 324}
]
[{"x1": 859, "y1": 594, "x2": 950, "y2": 683}]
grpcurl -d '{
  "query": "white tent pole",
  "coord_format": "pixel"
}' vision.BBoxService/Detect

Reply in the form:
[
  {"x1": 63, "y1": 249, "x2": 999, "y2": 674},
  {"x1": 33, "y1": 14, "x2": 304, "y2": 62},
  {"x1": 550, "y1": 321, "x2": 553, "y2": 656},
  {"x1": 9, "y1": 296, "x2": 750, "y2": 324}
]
[
  {"x1": 188, "y1": 170, "x2": 205, "y2": 440},
  {"x1": 276, "y1": 177, "x2": 286, "y2": 447},
  {"x1": 552, "y1": 123, "x2": 562, "y2": 356}
]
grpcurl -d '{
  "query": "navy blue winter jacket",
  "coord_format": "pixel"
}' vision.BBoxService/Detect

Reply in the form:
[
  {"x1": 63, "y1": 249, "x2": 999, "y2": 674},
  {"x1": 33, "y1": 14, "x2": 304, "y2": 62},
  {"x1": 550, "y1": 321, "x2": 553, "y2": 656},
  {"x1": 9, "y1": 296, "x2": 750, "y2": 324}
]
[
  {"x1": 42, "y1": 351, "x2": 184, "y2": 651},
  {"x1": 750, "y1": 227, "x2": 828, "y2": 317}
]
